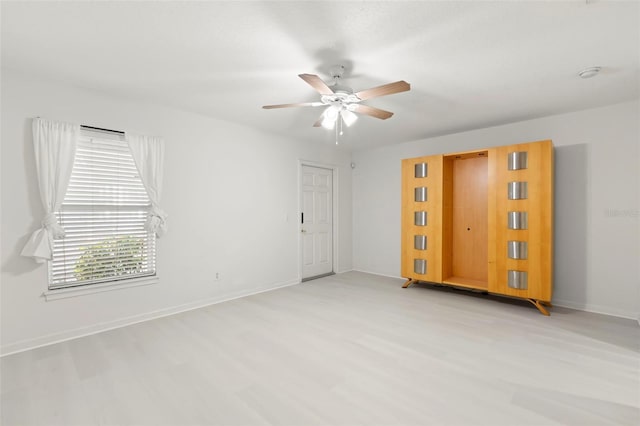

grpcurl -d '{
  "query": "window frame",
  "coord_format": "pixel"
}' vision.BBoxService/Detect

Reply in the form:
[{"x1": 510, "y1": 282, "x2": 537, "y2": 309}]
[{"x1": 45, "y1": 129, "x2": 158, "y2": 298}]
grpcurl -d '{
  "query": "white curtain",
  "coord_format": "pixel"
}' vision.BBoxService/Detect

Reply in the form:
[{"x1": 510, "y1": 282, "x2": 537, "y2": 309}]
[
  {"x1": 21, "y1": 118, "x2": 79, "y2": 262},
  {"x1": 126, "y1": 133, "x2": 167, "y2": 237}
]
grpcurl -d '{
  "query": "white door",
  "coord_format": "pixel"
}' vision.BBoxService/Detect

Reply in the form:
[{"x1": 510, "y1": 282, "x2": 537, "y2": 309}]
[{"x1": 301, "y1": 165, "x2": 333, "y2": 279}]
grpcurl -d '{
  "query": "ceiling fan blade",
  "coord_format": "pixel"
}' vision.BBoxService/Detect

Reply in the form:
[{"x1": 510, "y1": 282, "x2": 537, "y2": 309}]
[
  {"x1": 352, "y1": 104, "x2": 394, "y2": 120},
  {"x1": 355, "y1": 80, "x2": 410, "y2": 101},
  {"x1": 299, "y1": 74, "x2": 334, "y2": 95},
  {"x1": 262, "y1": 102, "x2": 323, "y2": 109}
]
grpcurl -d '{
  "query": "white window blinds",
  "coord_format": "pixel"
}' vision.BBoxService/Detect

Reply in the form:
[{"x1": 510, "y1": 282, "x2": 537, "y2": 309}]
[{"x1": 49, "y1": 133, "x2": 156, "y2": 289}]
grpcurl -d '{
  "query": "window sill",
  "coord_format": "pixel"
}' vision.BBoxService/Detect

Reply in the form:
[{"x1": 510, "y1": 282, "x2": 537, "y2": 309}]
[{"x1": 43, "y1": 276, "x2": 159, "y2": 301}]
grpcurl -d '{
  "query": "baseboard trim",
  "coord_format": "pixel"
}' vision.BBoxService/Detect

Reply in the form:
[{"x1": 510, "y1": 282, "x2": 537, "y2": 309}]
[
  {"x1": 352, "y1": 269, "x2": 639, "y2": 322},
  {"x1": 1, "y1": 278, "x2": 300, "y2": 357},
  {"x1": 351, "y1": 269, "x2": 404, "y2": 280},
  {"x1": 551, "y1": 299, "x2": 640, "y2": 322},
  {"x1": 302, "y1": 272, "x2": 335, "y2": 282}
]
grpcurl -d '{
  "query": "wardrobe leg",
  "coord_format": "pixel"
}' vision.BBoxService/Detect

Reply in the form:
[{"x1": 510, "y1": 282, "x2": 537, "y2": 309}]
[
  {"x1": 528, "y1": 299, "x2": 551, "y2": 316},
  {"x1": 402, "y1": 279, "x2": 415, "y2": 288}
]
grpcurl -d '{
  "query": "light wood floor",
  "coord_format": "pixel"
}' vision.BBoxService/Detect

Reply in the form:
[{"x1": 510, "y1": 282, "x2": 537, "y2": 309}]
[{"x1": 2, "y1": 271, "x2": 639, "y2": 425}]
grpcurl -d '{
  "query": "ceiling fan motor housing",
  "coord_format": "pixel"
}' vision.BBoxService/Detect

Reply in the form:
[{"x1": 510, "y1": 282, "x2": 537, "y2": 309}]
[{"x1": 321, "y1": 90, "x2": 360, "y2": 106}]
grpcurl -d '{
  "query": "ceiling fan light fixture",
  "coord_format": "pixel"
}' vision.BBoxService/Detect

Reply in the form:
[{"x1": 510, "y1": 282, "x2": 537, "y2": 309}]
[
  {"x1": 321, "y1": 106, "x2": 339, "y2": 129},
  {"x1": 321, "y1": 118, "x2": 335, "y2": 129},
  {"x1": 341, "y1": 109, "x2": 358, "y2": 127},
  {"x1": 327, "y1": 105, "x2": 340, "y2": 118}
]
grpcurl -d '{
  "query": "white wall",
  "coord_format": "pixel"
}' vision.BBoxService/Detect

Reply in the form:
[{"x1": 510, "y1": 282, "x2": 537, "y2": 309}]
[
  {"x1": 0, "y1": 72, "x2": 353, "y2": 355},
  {"x1": 352, "y1": 100, "x2": 640, "y2": 319},
  {"x1": 2, "y1": 71, "x2": 637, "y2": 356}
]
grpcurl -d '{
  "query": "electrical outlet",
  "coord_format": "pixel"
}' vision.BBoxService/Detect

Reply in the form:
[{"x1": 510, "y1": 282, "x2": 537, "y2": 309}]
[{"x1": 214, "y1": 272, "x2": 221, "y2": 281}]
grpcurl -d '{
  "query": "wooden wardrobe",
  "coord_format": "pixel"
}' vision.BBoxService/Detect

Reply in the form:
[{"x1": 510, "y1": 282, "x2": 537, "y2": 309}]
[{"x1": 401, "y1": 140, "x2": 554, "y2": 315}]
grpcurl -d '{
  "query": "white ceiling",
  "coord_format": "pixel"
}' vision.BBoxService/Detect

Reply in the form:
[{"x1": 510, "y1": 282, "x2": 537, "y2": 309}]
[{"x1": 2, "y1": 1, "x2": 639, "y2": 151}]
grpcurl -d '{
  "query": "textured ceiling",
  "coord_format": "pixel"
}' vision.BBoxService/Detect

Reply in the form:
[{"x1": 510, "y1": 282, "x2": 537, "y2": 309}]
[{"x1": 2, "y1": 1, "x2": 639, "y2": 151}]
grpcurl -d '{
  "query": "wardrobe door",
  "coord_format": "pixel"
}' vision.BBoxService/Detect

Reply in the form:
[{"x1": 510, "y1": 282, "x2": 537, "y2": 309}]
[
  {"x1": 401, "y1": 155, "x2": 443, "y2": 282},
  {"x1": 490, "y1": 140, "x2": 554, "y2": 301},
  {"x1": 442, "y1": 151, "x2": 490, "y2": 290}
]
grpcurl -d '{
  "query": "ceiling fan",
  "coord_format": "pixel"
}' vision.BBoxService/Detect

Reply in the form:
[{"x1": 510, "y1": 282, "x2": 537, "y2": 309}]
[{"x1": 262, "y1": 65, "x2": 410, "y2": 130}]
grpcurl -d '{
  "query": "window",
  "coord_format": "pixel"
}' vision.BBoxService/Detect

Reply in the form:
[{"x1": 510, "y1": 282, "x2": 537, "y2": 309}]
[{"x1": 49, "y1": 131, "x2": 156, "y2": 289}]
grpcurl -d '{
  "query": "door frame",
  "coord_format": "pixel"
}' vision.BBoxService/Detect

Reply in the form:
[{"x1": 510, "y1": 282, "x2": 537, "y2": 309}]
[{"x1": 298, "y1": 160, "x2": 340, "y2": 282}]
